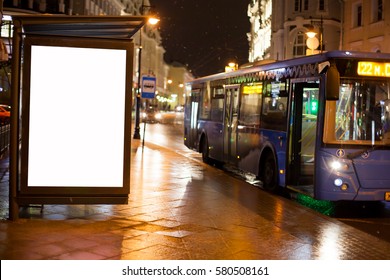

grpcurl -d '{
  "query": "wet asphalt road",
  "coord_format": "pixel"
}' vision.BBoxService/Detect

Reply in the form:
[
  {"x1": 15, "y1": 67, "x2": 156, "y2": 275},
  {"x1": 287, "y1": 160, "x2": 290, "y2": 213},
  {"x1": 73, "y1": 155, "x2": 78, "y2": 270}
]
[{"x1": 142, "y1": 117, "x2": 390, "y2": 244}]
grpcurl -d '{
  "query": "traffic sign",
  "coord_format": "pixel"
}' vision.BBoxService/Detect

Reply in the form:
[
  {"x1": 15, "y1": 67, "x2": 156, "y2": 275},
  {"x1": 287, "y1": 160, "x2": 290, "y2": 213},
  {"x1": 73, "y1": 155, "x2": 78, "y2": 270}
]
[{"x1": 141, "y1": 75, "x2": 156, "y2": 98}]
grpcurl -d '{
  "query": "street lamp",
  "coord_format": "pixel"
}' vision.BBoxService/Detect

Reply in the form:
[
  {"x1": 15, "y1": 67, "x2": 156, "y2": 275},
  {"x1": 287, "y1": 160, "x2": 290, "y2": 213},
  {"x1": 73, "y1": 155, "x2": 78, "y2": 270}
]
[
  {"x1": 133, "y1": 0, "x2": 159, "y2": 139},
  {"x1": 225, "y1": 62, "x2": 238, "y2": 72},
  {"x1": 305, "y1": 16, "x2": 323, "y2": 54}
]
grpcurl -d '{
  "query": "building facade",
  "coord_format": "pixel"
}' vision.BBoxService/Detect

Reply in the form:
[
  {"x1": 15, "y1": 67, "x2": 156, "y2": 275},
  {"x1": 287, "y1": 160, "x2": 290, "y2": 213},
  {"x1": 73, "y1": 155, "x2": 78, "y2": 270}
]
[
  {"x1": 120, "y1": 0, "x2": 193, "y2": 109},
  {"x1": 121, "y1": 0, "x2": 168, "y2": 107},
  {"x1": 3, "y1": 0, "x2": 124, "y2": 15},
  {"x1": 247, "y1": 0, "x2": 272, "y2": 61},
  {"x1": 164, "y1": 62, "x2": 193, "y2": 110},
  {"x1": 282, "y1": 0, "x2": 342, "y2": 59},
  {"x1": 248, "y1": 0, "x2": 390, "y2": 63},
  {"x1": 72, "y1": 0, "x2": 124, "y2": 15},
  {"x1": 342, "y1": 0, "x2": 390, "y2": 53},
  {"x1": 248, "y1": 0, "x2": 342, "y2": 62}
]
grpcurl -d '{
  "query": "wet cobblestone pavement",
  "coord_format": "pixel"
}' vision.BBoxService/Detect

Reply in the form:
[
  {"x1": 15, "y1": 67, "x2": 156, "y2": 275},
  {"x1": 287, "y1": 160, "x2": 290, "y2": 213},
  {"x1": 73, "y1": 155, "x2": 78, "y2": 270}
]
[{"x1": 1, "y1": 140, "x2": 390, "y2": 259}]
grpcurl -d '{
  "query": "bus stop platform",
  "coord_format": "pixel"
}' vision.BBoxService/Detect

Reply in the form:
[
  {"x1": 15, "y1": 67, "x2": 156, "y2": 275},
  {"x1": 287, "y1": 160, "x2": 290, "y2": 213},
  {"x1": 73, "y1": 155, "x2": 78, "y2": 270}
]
[{"x1": 0, "y1": 140, "x2": 390, "y2": 260}]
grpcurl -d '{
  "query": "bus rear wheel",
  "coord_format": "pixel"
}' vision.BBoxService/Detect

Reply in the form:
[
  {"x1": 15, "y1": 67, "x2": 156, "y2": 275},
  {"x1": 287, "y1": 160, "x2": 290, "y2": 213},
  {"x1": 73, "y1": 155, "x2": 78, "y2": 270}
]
[
  {"x1": 201, "y1": 137, "x2": 210, "y2": 164},
  {"x1": 261, "y1": 153, "x2": 278, "y2": 192}
]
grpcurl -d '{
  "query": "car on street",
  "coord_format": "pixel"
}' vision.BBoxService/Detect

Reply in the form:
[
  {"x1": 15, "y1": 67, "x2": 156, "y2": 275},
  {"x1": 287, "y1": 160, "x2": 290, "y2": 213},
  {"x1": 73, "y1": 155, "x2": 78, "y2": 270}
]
[
  {"x1": 0, "y1": 104, "x2": 10, "y2": 124},
  {"x1": 141, "y1": 107, "x2": 162, "y2": 123}
]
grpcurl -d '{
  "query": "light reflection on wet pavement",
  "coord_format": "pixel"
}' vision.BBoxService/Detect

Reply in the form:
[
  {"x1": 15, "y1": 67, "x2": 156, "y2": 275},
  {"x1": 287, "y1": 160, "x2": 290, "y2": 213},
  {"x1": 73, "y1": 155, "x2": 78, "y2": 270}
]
[{"x1": 0, "y1": 120, "x2": 390, "y2": 259}]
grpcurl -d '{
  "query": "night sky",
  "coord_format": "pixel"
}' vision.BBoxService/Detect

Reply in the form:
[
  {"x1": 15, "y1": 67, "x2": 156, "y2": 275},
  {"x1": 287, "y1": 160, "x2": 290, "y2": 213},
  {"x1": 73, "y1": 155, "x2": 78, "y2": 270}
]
[{"x1": 150, "y1": 0, "x2": 251, "y2": 77}]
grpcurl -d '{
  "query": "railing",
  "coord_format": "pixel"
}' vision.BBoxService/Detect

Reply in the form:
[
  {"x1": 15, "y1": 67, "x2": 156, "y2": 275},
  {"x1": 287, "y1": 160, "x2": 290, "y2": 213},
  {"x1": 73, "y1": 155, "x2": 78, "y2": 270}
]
[{"x1": 0, "y1": 123, "x2": 10, "y2": 157}]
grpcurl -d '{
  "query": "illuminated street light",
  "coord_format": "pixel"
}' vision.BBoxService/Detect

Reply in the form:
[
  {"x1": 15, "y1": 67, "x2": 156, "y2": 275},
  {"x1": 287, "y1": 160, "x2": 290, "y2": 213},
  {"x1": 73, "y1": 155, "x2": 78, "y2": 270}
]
[
  {"x1": 225, "y1": 62, "x2": 238, "y2": 72},
  {"x1": 148, "y1": 17, "x2": 160, "y2": 25},
  {"x1": 305, "y1": 16, "x2": 323, "y2": 54},
  {"x1": 306, "y1": 27, "x2": 317, "y2": 39}
]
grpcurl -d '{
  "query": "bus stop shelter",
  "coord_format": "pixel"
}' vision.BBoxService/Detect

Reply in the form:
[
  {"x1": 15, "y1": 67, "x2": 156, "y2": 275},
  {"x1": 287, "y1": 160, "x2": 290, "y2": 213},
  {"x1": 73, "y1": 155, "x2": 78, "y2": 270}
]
[{"x1": 9, "y1": 15, "x2": 147, "y2": 220}]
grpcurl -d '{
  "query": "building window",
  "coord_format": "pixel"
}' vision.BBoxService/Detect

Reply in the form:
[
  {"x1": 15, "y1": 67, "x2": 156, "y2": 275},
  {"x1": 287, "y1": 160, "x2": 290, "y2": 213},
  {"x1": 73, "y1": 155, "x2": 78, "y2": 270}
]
[
  {"x1": 378, "y1": 0, "x2": 383, "y2": 20},
  {"x1": 319, "y1": 0, "x2": 325, "y2": 11},
  {"x1": 353, "y1": 3, "x2": 363, "y2": 27},
  {"x1": 357, "y1": 4, "x2": 362, "y2": 26},
  {"x1": 294, "y1": 0, "x2": 309, "y2": 12},
  {"x1": 294, "y1": 0, "x2": 300, "y2": 12},
  {"x1": 372, "y1": 0, "x2": 383, "y2": 22},
  {"x1": 293, "y1": 31, "x2": 306, "y2": 57}
]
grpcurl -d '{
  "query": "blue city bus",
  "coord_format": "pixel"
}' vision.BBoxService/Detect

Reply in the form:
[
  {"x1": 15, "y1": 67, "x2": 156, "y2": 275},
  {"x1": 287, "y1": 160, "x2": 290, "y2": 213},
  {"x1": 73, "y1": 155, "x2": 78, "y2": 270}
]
[{"x1": 184, "y1": 51, "x2": 390, "y2": 201}]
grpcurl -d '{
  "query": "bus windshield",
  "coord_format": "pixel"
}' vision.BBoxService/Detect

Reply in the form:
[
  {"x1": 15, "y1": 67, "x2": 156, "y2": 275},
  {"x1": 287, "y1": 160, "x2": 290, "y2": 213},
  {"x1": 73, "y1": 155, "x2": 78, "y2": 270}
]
[{"x1": 324, "y1": 79, "x2": 390, "y2": 146}]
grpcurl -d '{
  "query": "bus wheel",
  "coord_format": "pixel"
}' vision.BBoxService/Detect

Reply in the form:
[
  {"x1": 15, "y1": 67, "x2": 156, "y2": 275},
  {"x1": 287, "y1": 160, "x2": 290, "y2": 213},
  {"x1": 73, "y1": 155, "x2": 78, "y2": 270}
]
[
  {"x1": 201, "y1": 137, "x2": 210, "y2": 164},
  {"x1": 261, "y1": 153, "x2": 278, "y2": 192}
]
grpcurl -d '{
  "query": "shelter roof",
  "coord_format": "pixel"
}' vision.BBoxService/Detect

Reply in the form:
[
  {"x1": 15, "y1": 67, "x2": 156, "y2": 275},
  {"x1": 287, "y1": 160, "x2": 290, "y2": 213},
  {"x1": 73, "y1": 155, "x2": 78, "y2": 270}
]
[{"x1": 12, "y1": 15, "x2": 147, "y2": 40}]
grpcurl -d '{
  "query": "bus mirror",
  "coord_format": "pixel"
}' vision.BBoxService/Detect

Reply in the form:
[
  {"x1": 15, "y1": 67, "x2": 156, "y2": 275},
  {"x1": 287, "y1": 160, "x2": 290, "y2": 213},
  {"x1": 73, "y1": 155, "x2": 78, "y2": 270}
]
[{"x1": 325, "y1": 64, "x2": 340, "y2": 100}]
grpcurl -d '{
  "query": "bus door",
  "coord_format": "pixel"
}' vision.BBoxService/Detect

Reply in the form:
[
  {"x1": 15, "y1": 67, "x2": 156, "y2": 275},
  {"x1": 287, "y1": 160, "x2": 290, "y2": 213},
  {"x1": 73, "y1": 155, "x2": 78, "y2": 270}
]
[
  {"x1": 184, "y1": 88, "x2": 200, "y2": 149},
  {"x1": 223, "y1": 86, "x2": 240, "y2": 163},
  {"x1": 289, "y1": 81, "x2": 320, "y2": 186}
]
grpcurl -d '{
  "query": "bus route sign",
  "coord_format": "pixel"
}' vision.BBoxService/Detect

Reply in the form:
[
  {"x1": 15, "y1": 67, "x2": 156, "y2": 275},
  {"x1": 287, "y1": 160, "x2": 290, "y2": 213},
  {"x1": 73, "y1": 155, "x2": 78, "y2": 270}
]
[
  {"x1": 357, "y1": 61, "x2": 390, "y2": 77},
  {"x1": 141, "y1": 76, "x2": 156, "y2": 98}
]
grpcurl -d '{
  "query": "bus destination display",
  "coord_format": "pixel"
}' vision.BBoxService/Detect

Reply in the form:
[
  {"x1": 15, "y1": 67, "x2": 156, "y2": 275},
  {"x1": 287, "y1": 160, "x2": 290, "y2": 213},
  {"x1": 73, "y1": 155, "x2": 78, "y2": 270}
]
[{"x1": 357, "y1": 61, "x2": 390, "y2": 77}]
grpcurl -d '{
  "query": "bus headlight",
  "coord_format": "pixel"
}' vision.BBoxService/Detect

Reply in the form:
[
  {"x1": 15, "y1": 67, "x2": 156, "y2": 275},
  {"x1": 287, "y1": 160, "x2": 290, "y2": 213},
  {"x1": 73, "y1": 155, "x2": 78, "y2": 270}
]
[
  {"x1": 334, "y1": 178, "x2": 343, "y2": 187},
  {"x1": 334, "y1": 178, "x2": 349, "y2": 191},
  {"x1": 330, "y1": 160, "x2": 349, "y2": 171}
]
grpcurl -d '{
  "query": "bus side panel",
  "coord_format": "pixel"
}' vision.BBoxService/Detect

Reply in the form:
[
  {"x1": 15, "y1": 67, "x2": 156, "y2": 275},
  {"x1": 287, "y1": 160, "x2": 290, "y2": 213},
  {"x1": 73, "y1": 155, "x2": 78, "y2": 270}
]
[
  {"x1": 237, "y1": 128, "x2": 287, "y2": 187},
  {"x1": 237, "y1": 127, "x2": 261, "y2": 175},
  {"x1": 199, "y1": 120, "x2": 224, "y2": 162},
  {"x1": 260, "y1": 129, "x2": 287, "y2": 187}
]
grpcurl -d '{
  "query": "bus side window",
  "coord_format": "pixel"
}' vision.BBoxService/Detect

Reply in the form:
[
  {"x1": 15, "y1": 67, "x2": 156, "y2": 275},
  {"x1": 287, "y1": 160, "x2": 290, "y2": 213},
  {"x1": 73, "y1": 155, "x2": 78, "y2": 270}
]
[
  {"x1": 239, "y1": 82, "x2": 263, "y2": 126},
  {"x1": 210, "y1": 97, "x2": 224, "y2": 122},
  {"x1": 210, "y1": 86, "x2": 225, "y2": 122},
  {"x1": 261, "y1": 81, "x2": 288, "y2": 131},
  {"x1": 199, "y1": 86, "x2": 211, "y2": 120}
]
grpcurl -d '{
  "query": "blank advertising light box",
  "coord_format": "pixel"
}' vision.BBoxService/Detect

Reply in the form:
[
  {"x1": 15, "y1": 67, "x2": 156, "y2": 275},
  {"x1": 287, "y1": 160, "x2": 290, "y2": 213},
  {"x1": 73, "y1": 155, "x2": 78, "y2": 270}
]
[{"x1": 20, "y1": 36, "x2": 132, "y2": 194}]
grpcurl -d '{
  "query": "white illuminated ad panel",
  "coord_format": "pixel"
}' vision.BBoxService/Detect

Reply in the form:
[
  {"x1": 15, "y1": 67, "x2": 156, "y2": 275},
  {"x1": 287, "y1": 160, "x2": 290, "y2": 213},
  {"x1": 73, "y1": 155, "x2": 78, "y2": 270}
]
[{"x1": 28, "y1": 45, "x2": 127, "y2": 187}]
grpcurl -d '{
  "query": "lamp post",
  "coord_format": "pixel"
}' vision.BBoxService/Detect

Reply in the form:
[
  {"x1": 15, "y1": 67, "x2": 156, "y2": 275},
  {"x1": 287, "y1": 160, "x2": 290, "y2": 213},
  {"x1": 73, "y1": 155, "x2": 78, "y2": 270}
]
[
  {"x1": 306, "y1": 16, "x2": 324, "y2": 54},
  {"x1": 133, "y1": 30, "x2": 142, "y2": 139},
  {"x1": 133, "y1": 0, "x2": 159, "y2": 139}
]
